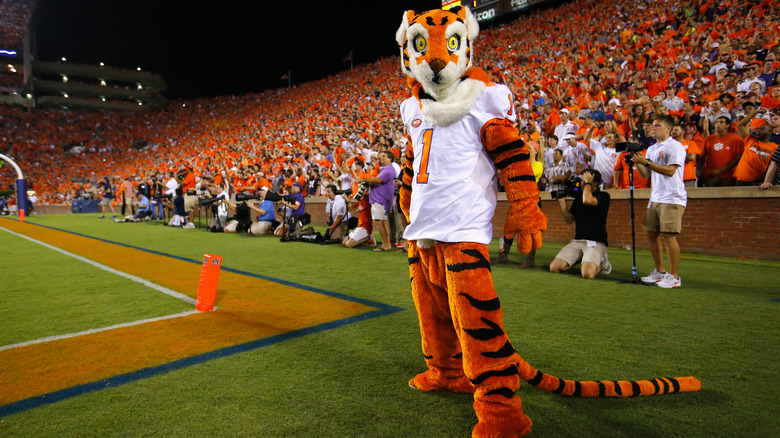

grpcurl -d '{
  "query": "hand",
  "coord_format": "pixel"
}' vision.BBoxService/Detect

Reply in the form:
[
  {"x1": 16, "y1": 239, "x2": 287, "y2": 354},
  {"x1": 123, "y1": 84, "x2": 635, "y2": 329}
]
[
  {"x1": 581, "y1": 171, "x2": 594, "y2": 184},
  {"x1": 759, "y1": 182, "x2": 772, "y2": 190},
  {"x1": 632, "y1": 153, "x2": 648, "y2": 166}
]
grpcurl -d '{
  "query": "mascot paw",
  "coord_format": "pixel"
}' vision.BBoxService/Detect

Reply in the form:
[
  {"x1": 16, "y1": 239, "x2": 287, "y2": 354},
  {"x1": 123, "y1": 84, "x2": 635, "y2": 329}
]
[
  {"x1": 516, "y1": 231, "x2": 543, "y2": 254},
  {"x1": 472, "y1": 397, "x2": 532, "y2": 438},
  {"x1": 409, "y1": 369, "x2": 475, "y2": 393}
]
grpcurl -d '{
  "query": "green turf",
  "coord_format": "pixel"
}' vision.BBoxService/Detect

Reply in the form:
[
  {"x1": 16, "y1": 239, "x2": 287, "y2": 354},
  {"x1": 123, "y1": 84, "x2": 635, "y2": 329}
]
[
  {"x1": 0, "y1": 223, "x2": 194, "y2": 346},
  {"x1": 0, "y1": 214, "x2": 778, "y2": 437}
]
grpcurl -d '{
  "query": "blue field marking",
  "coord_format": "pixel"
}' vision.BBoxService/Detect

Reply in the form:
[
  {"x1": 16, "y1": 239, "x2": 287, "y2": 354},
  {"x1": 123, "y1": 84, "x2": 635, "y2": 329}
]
[{"x1": 0, "y1": 220, "x2": 405, "y2": 418}]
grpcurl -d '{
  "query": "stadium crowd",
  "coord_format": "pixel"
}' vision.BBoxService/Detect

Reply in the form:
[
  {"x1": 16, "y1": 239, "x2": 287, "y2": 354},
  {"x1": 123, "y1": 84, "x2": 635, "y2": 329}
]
[{"x1": 1, "y1": 0, "x2": 779, "y2": 240}]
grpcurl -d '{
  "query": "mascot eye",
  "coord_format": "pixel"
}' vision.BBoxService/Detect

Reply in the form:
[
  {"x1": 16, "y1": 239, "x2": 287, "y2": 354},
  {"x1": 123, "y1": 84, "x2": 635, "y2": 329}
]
[
  {"x1": 448, "y1": 35, "x2": 460, "y2": 52},
  {"x1": 414, "y1": 36, "x2": 427, "y2": 53}
]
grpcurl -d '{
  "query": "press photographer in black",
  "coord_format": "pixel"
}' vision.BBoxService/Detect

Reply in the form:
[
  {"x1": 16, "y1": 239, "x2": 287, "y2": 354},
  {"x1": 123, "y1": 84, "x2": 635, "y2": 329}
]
[
  {"x1": 549, "y1": 169, "x2": 612, "y2": 279},
  {"x1": 162, "y1": 187, "x2": 187, "y2": 226}
]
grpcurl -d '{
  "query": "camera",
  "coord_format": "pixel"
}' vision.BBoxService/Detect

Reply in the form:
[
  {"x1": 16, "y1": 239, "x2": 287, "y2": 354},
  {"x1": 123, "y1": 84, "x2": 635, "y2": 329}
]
[
  {"x1": 158, "y1": 193, "x2": 173, "y2": 200},
  {"x1": 615, "y1": 141, "x2": 643, "y2": 164},
  {"x1": 199, "y1": 194, "x2": 224, "y2": 206},
  {"x1": 551, "y1": 176, "x2": 582, "y2": 200},
  {"x1": 235, "y1": 193, "x2": 262, "y2": 202}
]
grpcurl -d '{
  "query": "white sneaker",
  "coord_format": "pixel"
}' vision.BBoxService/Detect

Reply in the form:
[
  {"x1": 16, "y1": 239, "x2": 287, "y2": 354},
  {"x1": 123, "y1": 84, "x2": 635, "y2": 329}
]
[
  {"x1": 656, "y1": 273, "x2": 682, "y2": 289},
  {"x1": 600, "y1": 257, "x2": 612, "y2": 275},
  {"x1": 641, "y1": 269, "x2": 667, "y2": 283},
  {"x1": 183, "y1": 222, "x2": 195, "y2": 229}
]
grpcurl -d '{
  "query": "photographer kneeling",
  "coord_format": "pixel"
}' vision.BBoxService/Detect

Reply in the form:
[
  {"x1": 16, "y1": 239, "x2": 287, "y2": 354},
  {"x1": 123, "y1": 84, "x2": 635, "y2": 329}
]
[
  {"x1": 200, "y1": 182, "x2": 228, "y2": 232},
  {"x1": 224, "y1": 188, "x2": 278, "y2": 235},
  {"x1": 274, "y1": 183, "x2": 305, "y2": 238},
  {"x1": 162, "y1": 188, "x2": 188, "y2": 226},
  {"x1": 324, "y1": 184, "x2": 349, "y2": 243},
  {"x1": 549, "y1": 169, "x2": 612, "y2": 279}
]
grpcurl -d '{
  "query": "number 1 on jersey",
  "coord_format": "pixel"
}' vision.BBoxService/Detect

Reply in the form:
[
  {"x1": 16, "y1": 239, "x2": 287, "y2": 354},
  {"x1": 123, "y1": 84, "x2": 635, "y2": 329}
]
[{"x1": 417, "y1": 129, "x2": 433, "y2": 184}]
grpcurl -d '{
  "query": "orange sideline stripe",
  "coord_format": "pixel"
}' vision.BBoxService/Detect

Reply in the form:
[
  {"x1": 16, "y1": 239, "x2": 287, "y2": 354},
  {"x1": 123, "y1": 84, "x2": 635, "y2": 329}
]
[{"x1": 0, "y1": 219, "x2": 400, "y2": 414}]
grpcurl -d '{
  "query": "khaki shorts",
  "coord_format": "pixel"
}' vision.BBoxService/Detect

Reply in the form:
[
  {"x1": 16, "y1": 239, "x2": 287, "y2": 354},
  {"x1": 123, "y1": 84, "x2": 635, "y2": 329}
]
[
  {"x1": 371, "y1": 202, "x2": 389, "y2": 221},
  {"x1": 184, "y1": 194, "x2": 198, "y2": 212},
  {"x1": 555, "y1": 240, "x2": 608, "y2": 267},
  {"x1": 100, "y1": 197, "x2": 113, "y2": 206},
  {"x1": 250, "y1": 221, "x2": 273, "y2": 235},
  {"x1": 643, "y1": 202, "x2": 685, "y2": 234}
]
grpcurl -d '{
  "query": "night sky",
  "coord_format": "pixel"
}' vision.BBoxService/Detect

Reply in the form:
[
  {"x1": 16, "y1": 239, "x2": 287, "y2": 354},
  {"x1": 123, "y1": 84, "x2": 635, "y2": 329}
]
[{"x1": 34, "y1": 0, "x2": 443, "y2": 99}]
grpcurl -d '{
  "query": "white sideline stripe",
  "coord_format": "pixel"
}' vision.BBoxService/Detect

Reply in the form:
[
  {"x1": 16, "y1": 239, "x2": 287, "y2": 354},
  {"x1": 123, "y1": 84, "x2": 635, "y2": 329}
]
[
  {"x1": 0, "y1": 225, "x2": 206, "y2": 352},
  {"x1": 0, "y1": 310, "x2": 200, "y2": 352},
  {"x1": 0, "y1": 226, "x2": 197, "y2": 305}
]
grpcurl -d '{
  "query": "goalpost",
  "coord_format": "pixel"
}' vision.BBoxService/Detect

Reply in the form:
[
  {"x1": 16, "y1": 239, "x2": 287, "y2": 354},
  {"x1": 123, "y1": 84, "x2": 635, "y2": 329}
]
[{"x1": 0, "y1": 153, "x2": 27, "y2": 222}]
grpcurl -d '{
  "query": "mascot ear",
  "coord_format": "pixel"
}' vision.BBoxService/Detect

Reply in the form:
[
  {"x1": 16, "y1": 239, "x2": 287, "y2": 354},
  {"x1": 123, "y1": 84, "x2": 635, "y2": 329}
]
[
  {"x1": 461, "y1": 6, "x2": 480, "y2": 42},
  {"x1": 396, "y1": 10, "x2": 416, "y2": 47}
]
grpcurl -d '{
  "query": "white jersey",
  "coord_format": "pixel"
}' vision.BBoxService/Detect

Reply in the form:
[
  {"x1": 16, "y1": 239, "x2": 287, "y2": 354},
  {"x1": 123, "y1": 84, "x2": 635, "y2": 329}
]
[
  {"x1": 645, "y1": 136, "x2": 687, "y2": 207},
  {"x1": 589, "y1": 139, "x2": 620, "y2": 185},
  {"x1": 400, "y1": 83, "x2": 516, "y2": 244}
]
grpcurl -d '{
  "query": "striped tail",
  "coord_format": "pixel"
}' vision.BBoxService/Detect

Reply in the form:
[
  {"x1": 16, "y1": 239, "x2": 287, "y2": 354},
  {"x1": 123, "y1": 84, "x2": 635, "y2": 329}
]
[{"x1": 517, "y1": 356, "x2": 701, "y2": 397}]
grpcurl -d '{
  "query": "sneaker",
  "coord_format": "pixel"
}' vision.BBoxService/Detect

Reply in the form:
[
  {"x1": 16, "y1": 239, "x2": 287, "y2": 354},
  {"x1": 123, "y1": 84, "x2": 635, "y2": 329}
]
[
  {"x1": 641, "y1": 269, "x2": 667, "y2": 283},
  {"x1": 600, "y1": 257, "x2": 612, "y2": 275},
  {"x1": 395, "y1": 241, "x2": 406, "y2": 248},
  {"x1": 98, "y1": 216, "x2": 105, "y2": 219},
  {"x1": 656, "y1": 273, "x2": 682, "y2": 288},
  {"x1": 368, "y1": 236, "x2": 377, "y2": 248}
]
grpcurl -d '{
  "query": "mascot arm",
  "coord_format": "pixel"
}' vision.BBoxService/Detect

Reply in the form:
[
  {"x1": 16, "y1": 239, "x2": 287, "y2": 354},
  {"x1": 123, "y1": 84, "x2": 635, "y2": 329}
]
[
  {"x1": 399, "y1": 135, "x2": 414, "y2": 222},
  {"x1": 482, "y1": 118, "x2": 547, "y2": 253}
]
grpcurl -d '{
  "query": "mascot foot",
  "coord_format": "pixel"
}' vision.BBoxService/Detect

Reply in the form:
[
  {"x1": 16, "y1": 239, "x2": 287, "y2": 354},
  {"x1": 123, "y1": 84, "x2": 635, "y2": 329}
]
[
  {"x1": 409, "y1": 369, "x2": 475, "y2": 393},
  {"x1": 472, "y1": 397, "x2": 532, "y2": 438}
]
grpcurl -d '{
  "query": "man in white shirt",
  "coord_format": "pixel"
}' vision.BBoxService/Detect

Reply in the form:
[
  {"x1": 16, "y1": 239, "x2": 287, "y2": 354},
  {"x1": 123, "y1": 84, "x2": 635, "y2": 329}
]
[
  {"x1": 561, "y1": 134, "x2": 592, "y2": 171},
  {"x1": 632, "y1": 114, "x2": 687, "y2": 288},
  {"x1": 553, "y1": 109, "x2": 578, "y2": 148},
  {"x1": 325, "y1": 184, "x2": 349, "y2": 242},
  {"x1": 584, "y1": 129, "x2": 620, "y2": 186}
]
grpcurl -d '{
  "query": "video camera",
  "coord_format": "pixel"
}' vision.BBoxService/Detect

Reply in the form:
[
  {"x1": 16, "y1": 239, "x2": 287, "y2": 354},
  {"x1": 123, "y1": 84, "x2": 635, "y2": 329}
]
[
  {"x1": 335, "y1": 182, "x2": 369, "y2": 201},
  {"x1": 551, "y1": 176, "x2": 582, "y2": 200},
  {"x1": 615, "y1": 141, "x2": 644, "y2": 165}
]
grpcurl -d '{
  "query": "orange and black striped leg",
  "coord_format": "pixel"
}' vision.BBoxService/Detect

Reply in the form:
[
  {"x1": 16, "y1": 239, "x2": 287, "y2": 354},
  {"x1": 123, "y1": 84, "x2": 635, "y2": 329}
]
[
  {"x1": 442, "y1": 242, "x2": 532, "y2": 438},
  {"x1": 408, "y1": 242, "x2": 474, "y2": 394}
]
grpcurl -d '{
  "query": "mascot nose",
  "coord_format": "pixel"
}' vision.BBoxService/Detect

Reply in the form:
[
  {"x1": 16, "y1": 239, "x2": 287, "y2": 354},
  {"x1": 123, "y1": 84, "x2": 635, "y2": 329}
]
[{"x1": 429, "y1": 59, "x2": 446, "y2": 75}]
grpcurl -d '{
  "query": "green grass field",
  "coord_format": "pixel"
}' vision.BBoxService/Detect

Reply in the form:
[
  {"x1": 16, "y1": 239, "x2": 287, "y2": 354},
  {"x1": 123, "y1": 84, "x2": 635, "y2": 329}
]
[{"x1": 1, "y1": 214, "x2": 778, "y2": 437}]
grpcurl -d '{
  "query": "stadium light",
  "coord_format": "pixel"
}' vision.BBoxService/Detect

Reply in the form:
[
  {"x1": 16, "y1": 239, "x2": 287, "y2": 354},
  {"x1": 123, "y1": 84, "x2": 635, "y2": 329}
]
[
  {"x1": 99, "y1": 62, "x2": 105, "y2": 66},
  {"x1": 136, "y1": 67, "x2": 141, "y2": 71},
  {"x1": 63, "y1": 93, "x2": 69, "y2": 98},
  {"x1": 62, "y1": 76, "x2": 68, "y2": 83},
  {"x1": 137, "y1": 84, "x2": 143, "y2": 90},
  {"x1": 26, "y1": 93, "x2": 32, "y2": 99},
  {"x1": 61, "y1": 57, "x2": 67, "y2": 62},
  {"x1": 100, "y1": 80, "x2": 106, "y2": 86}
]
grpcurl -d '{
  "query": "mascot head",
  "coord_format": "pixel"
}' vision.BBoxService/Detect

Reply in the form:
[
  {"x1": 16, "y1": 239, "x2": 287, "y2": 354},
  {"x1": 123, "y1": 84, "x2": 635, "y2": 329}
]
[{"x1": 396, "y1": 6, "x2": 479, "y2": 98}]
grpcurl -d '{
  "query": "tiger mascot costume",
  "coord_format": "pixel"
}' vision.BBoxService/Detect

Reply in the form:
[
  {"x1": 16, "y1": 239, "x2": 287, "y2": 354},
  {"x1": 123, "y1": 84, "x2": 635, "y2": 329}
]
[{"x1": 395, "y1": 6, "x2": 700, "y2": 437}]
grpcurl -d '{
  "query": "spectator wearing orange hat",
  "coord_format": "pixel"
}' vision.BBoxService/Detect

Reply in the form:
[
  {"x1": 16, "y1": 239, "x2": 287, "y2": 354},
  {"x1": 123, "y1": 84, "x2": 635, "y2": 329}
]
[{"x1": 734, "y1": 108, "x2": 778, "y2": 186}]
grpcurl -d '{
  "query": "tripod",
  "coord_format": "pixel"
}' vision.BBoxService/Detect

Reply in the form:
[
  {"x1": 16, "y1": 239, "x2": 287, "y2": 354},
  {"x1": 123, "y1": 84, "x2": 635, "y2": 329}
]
[{"x1": 625, "y1": 159, "x2": 640, "y2": 284}]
